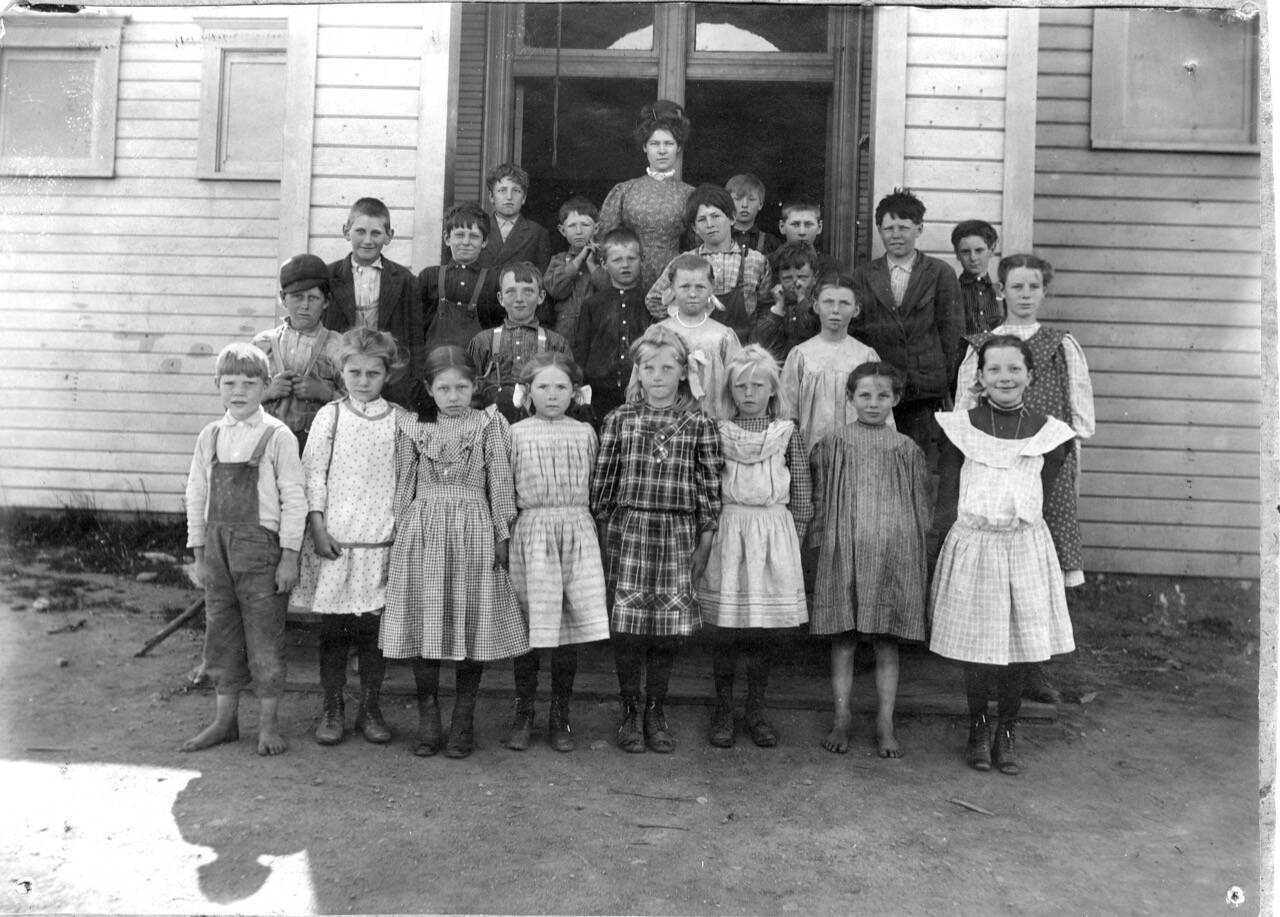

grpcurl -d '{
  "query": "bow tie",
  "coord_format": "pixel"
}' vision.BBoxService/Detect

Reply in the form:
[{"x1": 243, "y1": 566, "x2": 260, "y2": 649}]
[{"x1": 647, "y1": 167, "x2": 676, "y2": 181}]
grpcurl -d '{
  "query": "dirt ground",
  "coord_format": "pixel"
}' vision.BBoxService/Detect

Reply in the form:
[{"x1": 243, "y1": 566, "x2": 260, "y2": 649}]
[{"x1": 0, "y1": 530, "x2": 1264, "y2": 917}]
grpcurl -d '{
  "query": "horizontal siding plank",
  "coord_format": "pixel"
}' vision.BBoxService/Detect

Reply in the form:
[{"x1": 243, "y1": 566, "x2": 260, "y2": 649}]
[
  {"x1": 118, "y1": 81, "x2": 200, "y2": 102},
  {"x1": 310, "y1": 177, "x2": 417, "y2": 207},
  {"x1": 1050, "y1": 274, "x2": 1261, "y2": 306},
  {"x1": 118, "y1": 100, "x2": 201, "y2": 121},
  {"x1": 1035, "y1": 247, "x2": 1260, "y2": 279},
  {"x1": 5, "y1": 430, "x2": 201, "y2": 455},
  {"x1": 0, "y1": 332, "x2": 264, "y2": 358},
  {"x1": 1, "y1": 449, "x2": 201, "y2": 474},
  {"x1": 906, "y1": 66, "x2": 1005, "y2": 98},
  {"x1": 1082, "y1": 347, "x2": 1259, "y2": 378},
  {"x1": 1093, "y1": 398, "x2": 1259, "y2": 427},
  {"x1": 1082, "y1": 522, "x2": 1257, "y2": 554},
  {"x1": 1036, "y1": 74, "x2": 1090, "y2": 100},
  {"x1": 904, "y1": 129, "x2": 1005, "y2": 160},
  {"x1": 2, "y1": 408, "x2": 210, "y2": 435},
  {"x1": 1039, "y1": 8, "x2": 1092, "y2": 28},
  {"x1": 315, "y1": 26, "x2": 425, "y2": 58},
  {"x1": 1090, "y1": 372, "x2": 1259, "y2": 404},
  {"x1": 2, "y1": 369, "x2": 230, "y2": 397},
  {"x1": 314, "y1": 86, "x2": 420, "y2": 119},
  {"x1": 0, "y1": 487, "x2": 186, "y2": 515},
  {"x1": 1082, "y1": 472, "x2": 1259, "y2": 503},
  {"x1": 1084, "y1": 448, "x2": 1257, "y2": 478},
  {"x1": 315, "y1": 57, "x2": 422, "y2": 88},
  {"x1": 116, "y1": 120, "x2": 199, "y2": 140},
  {"x1": 1038, "y1": 147, "x2": 1261, "y2": 180},
  {"x1": 1035, "y1": 222, "x2": 1261, "y2": 253},
  {"x1": 902, "y1": 159, "x2": 1003, "y2": 192},
  {"x1": 1082, "y1": 547, "x2": 1258, "y2": 579},
  {"x1": 907, "y1": 7, "x2": 1008, "y2": 35},
  {"x1": 1036, "y1": 172, "x2": 1262, "y2": 204},
  {"x1": 0, "y1": 468, "x2": 188, "y2": 496},
  {"x1": 6, "y1": 348, "x2": 228, "y2": 372},
  {"x1": 1035, "y1": 98, "x2": 1090, "y2": 124},
  {"x1": 6, "y1": 313, "x2": 275, "y2": 338},
  {"x1": 5, "y1": 276, "x2": 276, "y2": 297},
  {"x1": 21, "y1": 389, "x2": 239, "y2": 414},
  {"x1": 10, "y1": 234, "x2": 270, "y2": 257},
  {"x1": 0, "y1": 253, "x2": 279, "y2": 278},
  {"x1": 1034, "y1": 195, "x2": 1261, "y2": 227},
  {"x1": 0, "y1": 191, "x2": 280, "y2": 217},
  {"x1": 1044, "y1": 298, "x2": 1260, "y2": 329},
  {"x1": 1069, "y1": 324, "x2": 1258, "y2": 353},
  {"x1": 906, "y1": 98, "x2": 1005, "y2": 130},
  {"x1": 1037, "y1": 49, "x2": 1089, "y2": 76},
  {"x1": 312, "y1": 117, "x2": 420, "y2": 148},
  {"x1": 12, "y1": 215, "x2": 278, "y2": 239},
  {"x1": 116, "y1": 138, "x2": 198, "y2": 160},
  {"x1": 118, "y1": 60, "x2": 202, "y2": 82},
  {"x1": 317, "y1": 2, "x2": 427, "y2": 27},
  {"x1": 1088, "y1": 424, "x2": 1258, "y2": 453},
  {"x1": 0, "y1": 177, "x2": 282, "y2": 201},
  {"x1": 311, "y1": 146, "x2": 418, "y2": 178},
  {"x1": 1038, "y1": 22, "x2": 1091, "y2": 51},
  {"x1": 907, "y1": 36, "x2": 1007, "y2": 67},
  {"x1": 1078, "y1": 496, "x2": 1260, "y2": 528}
]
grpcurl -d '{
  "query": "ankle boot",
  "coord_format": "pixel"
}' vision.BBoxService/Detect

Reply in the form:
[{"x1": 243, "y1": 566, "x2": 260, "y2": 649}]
[
  {"x1": 314, "y1": 690, "x2": 345, "y2": 745},
  {"x1": 643, "y1": 696, "x2": 676, "y2": 753},
  {"x1": 355, "y1": 686, "x2": 392, "y2": 744},
  {"x1": 966, "y1": 713, "x2": 991, "y2": 771},
  {"x1": 616, "y1": 694, "x2": 644, "y2": 753},
  {"x1": 444, "y1": 693, "x2": 478, "y2": 759},
  {"x1": 744, "y1": 686, "x2": 778, "y2": 748},
  {"x1": 709, "y1": 686, "x2": 735, "y2": 748},
  {"x1": 548, "y1": 693, "x2": 574, "y2": 753},
  {"x1": 414, "y1": 695, "x2": 443, "y2": 757},
  {"x1": 502, "y1": 696, "x2": 535, "y2": 751},
  {"x1": 992, "y1": 718, "x2": 1020, "y2": 775}
]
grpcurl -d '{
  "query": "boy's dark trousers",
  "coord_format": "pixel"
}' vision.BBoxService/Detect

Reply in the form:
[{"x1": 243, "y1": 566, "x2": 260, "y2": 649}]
[{"x1": 201, "y1": 426, "x2": 288, "y2": 699}]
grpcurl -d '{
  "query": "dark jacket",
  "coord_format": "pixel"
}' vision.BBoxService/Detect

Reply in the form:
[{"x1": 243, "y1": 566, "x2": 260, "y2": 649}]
[
  {"x1": 324, "y1": 255, "x2": 421, "y2": 406},
  {"x1": 483, "y1": 215, "x2": 552, "y2": 273},
  {"x1": 851, "y1": 251, "x2": 963, "y2": 403}
]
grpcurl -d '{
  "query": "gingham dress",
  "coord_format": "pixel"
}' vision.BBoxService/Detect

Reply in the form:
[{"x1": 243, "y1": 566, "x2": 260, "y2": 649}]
[
  {"x1": 808, "y1": 420, "x2": 930, "y2": 640},
  {"x1": 292, "y1": 398, "x2": 401, "y2": 615},
  {"x1": 929, "y1": 410, "x2": 1077, "y2": 665},
  {"x1": 698, "y1": 418, "x2": 810, "y2": 629},
  {"x1": 780, "y1": 335, "x2": 884, "y2": 453},
  {"x1": 508, "y1": 415, "x2": 610, "y2": 648},
  {"x1": 382, "y1": 405, "x2": 528, "y2": 662},
  {"x1": 590, "y1": 402, "x2": 723, "y2": 636}
]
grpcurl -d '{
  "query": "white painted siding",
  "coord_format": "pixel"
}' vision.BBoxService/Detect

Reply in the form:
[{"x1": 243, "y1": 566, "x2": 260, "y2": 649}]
[{"x1": 1035, "y1": 8, "x2": 1261, "y2": 578}]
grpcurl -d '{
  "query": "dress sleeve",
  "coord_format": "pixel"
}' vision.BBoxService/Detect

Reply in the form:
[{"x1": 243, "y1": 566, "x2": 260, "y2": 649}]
[
  {"x1": 589, "y1": 409, "x2": 622, "y2": 521},
  {"x1": 302, "y1": 402, "x2": 338, "y2": 513},
  {"x1": 392, "y1": 417, "x2": 419, "y2": 527},
  {"x1": 1062, "y1": 333, "x2": 1096, "y2": 440},
  {"x1": 644, "y1": 258, "x2": 676, "y2": 318},
  {"x1": 780, "y1": 348, "x2": 803, "y2": 423},
  {"x1": 953, "y1": 343, "x2": 980, "y2": 410},
  {"x1": 483, "y1": 413, "x2": 517, "y2": 543},
  {"x1": 905, "y1": 439, "x2": 933, "y2": 544},
  {"x1": 806, "y1": 435, "x2": 831, "y2": 550},
  {"x1": 597, "y1": 182, "x2": 625, "y2": 237},
  {"x1": 784, "y1": 425, "x2": 814, "y2": 539},
  {"x1": 693, "y1": 413, "x2": 724, "y2": 535}
]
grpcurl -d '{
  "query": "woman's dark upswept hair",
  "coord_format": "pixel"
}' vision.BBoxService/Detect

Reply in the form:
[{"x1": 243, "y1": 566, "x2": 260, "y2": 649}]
[
  {"x1": 409, "y1": 345, "x2": 492, "y2": 421},
  {"x1": 634, "y1": 99, "x2": 691, "y2": 149}
]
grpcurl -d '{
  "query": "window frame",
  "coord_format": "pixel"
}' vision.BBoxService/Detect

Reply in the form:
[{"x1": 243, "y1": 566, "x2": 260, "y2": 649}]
[
  {"x1": 0, "y1": 14, "x2": 126, "y2": 178},
  {"x1": 194, "y1": 17, "x2": 289, "y2": 181}
]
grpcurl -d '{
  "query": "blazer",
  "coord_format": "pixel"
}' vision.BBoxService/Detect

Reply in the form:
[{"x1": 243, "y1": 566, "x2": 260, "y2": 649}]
[
  {"x1": 324, "y1": 254, "x2": 422, "y2": 406},
  {"x1": 482, "y1": 215, "x2": 552, "y2": 273},
  {"x1": 850, "y1": 251, "x2": 963, "y2": 402}
]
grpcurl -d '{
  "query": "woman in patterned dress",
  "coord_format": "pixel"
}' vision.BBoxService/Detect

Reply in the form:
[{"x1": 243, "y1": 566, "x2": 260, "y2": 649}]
[
  {"x1": 383, "y1": 346, "x2": 528, "y2": 759},
  {"x1": 591, "y1": 326, "x2": 724, "y2": 754},
  {"x1": 502, "y1": 353, "x2": 610, "y2": 753},
  {"x1": 597, "y1": 100, "x2": 695, "y2": 292},
  {"x1": 931, "y1": 336, "x2": 1076, "y2": 776}
]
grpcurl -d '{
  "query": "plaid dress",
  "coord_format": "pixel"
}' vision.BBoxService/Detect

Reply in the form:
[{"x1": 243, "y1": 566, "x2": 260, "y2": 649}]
[
  {"x1": 929, "y1": 409, "x2": 1076, "y2": 665},
  {"x1": 382, "y1": 405, "x2": 528, "y2": 662},
  {"x1": 508, "y1": 415, "x2": 610, "y2": 648},
  {"x1": 590, "y1": 402, "x2": 723, "y2": 636}
]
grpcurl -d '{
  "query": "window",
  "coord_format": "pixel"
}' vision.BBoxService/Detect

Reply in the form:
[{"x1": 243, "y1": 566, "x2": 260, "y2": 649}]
[
  {"x1": 1091, "y1": 9, "x2": 1259, "y2": 153},
  {"x1": 0, "y1": 14, "x2": 125, "y2": 177},
  {"x1": 196, "y1": 18, "x2": 288, "y2": 180}
]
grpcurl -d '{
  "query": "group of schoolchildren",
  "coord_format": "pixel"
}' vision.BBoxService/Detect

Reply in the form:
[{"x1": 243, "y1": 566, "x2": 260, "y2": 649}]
[{"x1": 182, "y1": 167, "x2": 1094, "y2": 780}]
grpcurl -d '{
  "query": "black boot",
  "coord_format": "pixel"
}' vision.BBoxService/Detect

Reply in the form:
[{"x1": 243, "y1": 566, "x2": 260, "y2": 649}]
[
  {"x1": 992, "y1": 718, "x2": 1020, "y2": 775},
  {"x1": 502, "y1": 696, "x2": 535, "y2": 751},
  {"x1": 355, "y1": 687, "x2": 392, "y2": 744},
  {"x1": 1022, "y1": 664, "x2": 1062, "y2": 704},
  {"x1": 643, "y1": 696, "x2": 676, "y2": 753},
  {"x1": 445, "y1": 662, "x2": 482, "y2": 759},
  {"x1": 314, "y1": 689, "x2": 345, "y2": 745},
  {"x1": 548, "y1": 693, "x2": 575, "y2": 753},
  {"x1": 616, "y1": 694, "x2": 644, "y2": 753},
  {"x1": 966, "y1": 714, "x2": 991, "y2": 771},
  {"x1": 744, "y1": 686, "x2": 777, "y2": 748},
  {"x1": 709, "y1": 685, "x2": 735, "y2": 748},
  {"x1": 412, "y1": 659, "x2": 443, "y2": 757}
]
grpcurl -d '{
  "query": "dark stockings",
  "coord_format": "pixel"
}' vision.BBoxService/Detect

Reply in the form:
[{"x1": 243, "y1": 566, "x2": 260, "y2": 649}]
[
  {"x1": 613, "y1": 634, "x2": 679, "y2": 700},
  {"x1": 513, "y1": 646, "x2": 579, "y2": 699},
  {"x1": 318, "y1": 614, "x2": 385, "y2": 691},
  {"x1": 964, "y1": 662, "x2": 1027, "y2": 720}
]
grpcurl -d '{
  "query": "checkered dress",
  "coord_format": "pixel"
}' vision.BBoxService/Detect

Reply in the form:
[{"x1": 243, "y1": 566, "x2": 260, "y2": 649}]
[
  {"x1": 590, "y1": 402, "x2": 723, "y2": 636},
  {"x1": 929, "y1": 410, "x2": 1077, "y2": 665},
  {"x1": 382, "y1": 406, "x2": 529, "y2": 662}
]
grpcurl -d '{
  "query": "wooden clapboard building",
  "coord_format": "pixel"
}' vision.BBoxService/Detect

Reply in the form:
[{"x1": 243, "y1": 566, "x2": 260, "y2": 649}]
[{"x1": 0, "y1": 4, "x2": 1262, "y2": 578}]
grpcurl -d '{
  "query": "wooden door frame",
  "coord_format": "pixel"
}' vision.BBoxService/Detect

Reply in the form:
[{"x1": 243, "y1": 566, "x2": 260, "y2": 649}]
[{"x1": 478, "y1": 3, "x2": 866, "y2": 259}]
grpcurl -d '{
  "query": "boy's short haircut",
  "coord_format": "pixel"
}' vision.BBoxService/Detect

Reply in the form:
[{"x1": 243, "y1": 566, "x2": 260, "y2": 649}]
[
  {"x1": 780, "y1": 199, "x2": 823, "y2": 220},
  {"x1": 600, "y1": 226, "x2": 642, "y2": 256},
  {"x1": 558, "y1": 195, "x2": 600, "y2": 225},
  {"x1": 725, "y1": 173, "x2": 766, "y2": 199},
  {"x1": 215, "y1": 342, "x2": 271, "y2": 382},
  {"x1": 347, "y1": 197, "x2": 391, "y2": 229},
  {"x1": 443, "y1": 202, "x2": 491, "y2": 240},
  {"x1": 667, "y1": 252, "x2": 714, "y2": 284},
  {"x1": 683, "y1": 183, "x2": 736, "y2": 228},
  {"x1": 950, "y1": 219, "x2": 998, "y2": 249},
  {"x1": 875, "y1": 187, "x2": 926, "y2": 226},
  {"x1": 499, "y1": 260, "x2": 544, "y2": 292},
  {"x1": 485, "y1": 163, "x2": 530, "y2": 194},
  {"x1": 770, "y1": 240, "x2": 819, "y2": 274}
]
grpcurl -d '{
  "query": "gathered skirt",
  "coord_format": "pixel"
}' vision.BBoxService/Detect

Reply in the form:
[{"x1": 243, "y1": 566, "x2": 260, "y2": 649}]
[
  {"x1": 603, "y1": 508, "x2": 700, "y2": 637},
  {"x1": 698, "y1": 504, "x2": 807, "y2": 629},
  {"x1": 509, "y1": 505, "x2": 610, "y2": 648},
  {"x1": 929, "y1": 517, "x2": 1074, "y2": 664},
  {"x1": 292, "y1": 543, "x2": 390, "y2": 616},
  {"x1": 383, "y1": 485, "x2": 528, "y2": 662}
]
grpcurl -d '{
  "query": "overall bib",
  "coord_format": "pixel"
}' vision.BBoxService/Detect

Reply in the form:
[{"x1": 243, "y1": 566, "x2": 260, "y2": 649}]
[{"x1": 426, "y1": 266, "x2": 490, "y2": 351}]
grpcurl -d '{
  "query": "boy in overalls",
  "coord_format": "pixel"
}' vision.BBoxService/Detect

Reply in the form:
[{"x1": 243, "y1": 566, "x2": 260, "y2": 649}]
[
  {"x1": 420, "y1": 202, "x2": 502, "y2": 351},
  {"x1": 181, "y1": 343, "x2": 307, "y2": 756}
]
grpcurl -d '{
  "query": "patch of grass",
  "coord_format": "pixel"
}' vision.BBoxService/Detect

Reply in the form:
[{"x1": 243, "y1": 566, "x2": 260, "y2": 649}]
[{"x1": 1, "y1": 506, "x2": 187, "y2": 578}]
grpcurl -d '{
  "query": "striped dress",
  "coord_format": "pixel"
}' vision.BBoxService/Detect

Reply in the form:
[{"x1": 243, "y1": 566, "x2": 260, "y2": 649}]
[
  {"x1": 590, "y1": 401, "x2": 723, "y2": 637},
  {"x1": 929, "y1": 409, "x2": 1076, "y2": 665},
  {"x1": 808, "y1": 420, "x2": 930, "y2": 640},
  {"x1": 382, "y1": 405, "x2": 528, "y2": 662},
  {"x1": 508, "y1": 415, "x2": 610, "y2": 648}
]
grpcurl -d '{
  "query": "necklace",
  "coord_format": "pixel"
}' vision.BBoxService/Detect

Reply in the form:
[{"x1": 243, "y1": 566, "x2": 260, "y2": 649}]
[
  {"x1": 673, "y1": 310, "x2": 709, "y2": 329},
  {"x1": 988, "y1": 401, "x2": 1025, "y2": 439}
]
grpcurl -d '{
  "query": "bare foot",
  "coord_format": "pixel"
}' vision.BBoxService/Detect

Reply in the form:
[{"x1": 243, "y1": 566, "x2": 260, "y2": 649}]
[
  {"x1": 821, "y1": 715, "x2": 852, "y2": 754},
  {"x1": 257, "y1": 728, "x2": 288, "y2": 756},
  {"x1": 876, "y1": 713, "x2": 901, "y2": 758},
  {"x1": 180, "y1": 719, "x2": 239, "y2": 752}
]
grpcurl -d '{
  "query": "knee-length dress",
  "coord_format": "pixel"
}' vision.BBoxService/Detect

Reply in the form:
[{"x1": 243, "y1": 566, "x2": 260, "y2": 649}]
[
  {"x1": 292, "y1": 397, "x2": 401, "y2": 615},
  {"x1": 808, "y1": 420, "x2": 930, "y2": 640},
  {"x1": 383, "y1": 405, "x2": 528, "y2": 662},
  {"x1": 590, "y1": 402, "x2": 723, "y2": 637},
  {"x1": 781, "y1": 335, "x2": 884, "y2": 453},
  {"x1": 955, "y1": 323, "x2": 1095, "y2": 586},
  {"x1": 698, "y1": 418, "x2": 811, "y2": 629},
  {"x1": 508, "y1": 415, "x2": 610, "y2": 648},
  {"x1": 929, "y1": 410, "x2": 1076, "y2": 665}
]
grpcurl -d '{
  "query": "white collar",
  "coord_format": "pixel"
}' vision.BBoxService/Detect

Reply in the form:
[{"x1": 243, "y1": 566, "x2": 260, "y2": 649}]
[
  {"x1": 646, "y1": 167, "x2": 676, "y2": 181},
  {"x1": 221, "y1": 407, "x2": 265, "y2": 428},
  {"x1": 886, "y1": 252, "x2": 916, "y2": 271},
  {"x1": 351, "y1": 255, "x2": 384, "y2": 271}
]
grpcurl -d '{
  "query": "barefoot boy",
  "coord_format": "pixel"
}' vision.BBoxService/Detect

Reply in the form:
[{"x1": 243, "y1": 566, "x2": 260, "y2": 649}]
[{"x1": 182, "y1": 342, "x2": 306, "y2": 756}]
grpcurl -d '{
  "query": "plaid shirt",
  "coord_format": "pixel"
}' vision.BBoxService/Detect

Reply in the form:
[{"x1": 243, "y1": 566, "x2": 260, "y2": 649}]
[
  {"x1": 645, "y1": 243, "x2": 773, "y2": 319},
  {"x1": 730, "y1": 415, "x2": 814, "y2": 539},
  {"x1": 590, "y1": 402, "x2": 723, "y2": 535}
]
